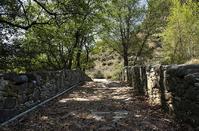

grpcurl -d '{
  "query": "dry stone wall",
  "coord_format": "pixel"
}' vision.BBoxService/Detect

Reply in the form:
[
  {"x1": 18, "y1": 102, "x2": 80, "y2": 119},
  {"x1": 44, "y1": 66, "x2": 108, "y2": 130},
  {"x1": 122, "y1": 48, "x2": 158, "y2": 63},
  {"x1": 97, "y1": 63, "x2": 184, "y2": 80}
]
[
  {"x1": 123, "y1": 64, "x2": 199, "y2": 127},
  {"x1": 0, "y1": 70, "x2": 91, "y2": 123}
]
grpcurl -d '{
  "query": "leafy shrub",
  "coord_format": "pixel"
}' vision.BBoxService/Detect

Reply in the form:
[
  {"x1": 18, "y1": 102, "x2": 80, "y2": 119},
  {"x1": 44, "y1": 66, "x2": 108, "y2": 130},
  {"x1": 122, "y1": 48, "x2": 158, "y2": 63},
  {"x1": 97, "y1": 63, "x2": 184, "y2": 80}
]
[{"x1": 93, "y1": 70, "x2": 105, "y2": 79}]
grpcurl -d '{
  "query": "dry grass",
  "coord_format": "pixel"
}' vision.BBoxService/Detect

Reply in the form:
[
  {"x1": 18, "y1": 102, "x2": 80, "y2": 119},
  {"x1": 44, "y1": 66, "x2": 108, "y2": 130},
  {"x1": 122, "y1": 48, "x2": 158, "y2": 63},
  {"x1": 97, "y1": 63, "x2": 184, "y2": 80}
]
[{"x1": 185, "y1": 58, "x2": 199, "y2": 64}]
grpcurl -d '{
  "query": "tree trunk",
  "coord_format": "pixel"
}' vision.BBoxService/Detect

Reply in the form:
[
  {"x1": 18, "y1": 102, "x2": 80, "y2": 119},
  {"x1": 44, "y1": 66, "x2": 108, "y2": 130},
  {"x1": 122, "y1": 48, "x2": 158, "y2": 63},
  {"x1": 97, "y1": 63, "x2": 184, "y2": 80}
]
[
  {"x1": 123, "y1": 43, "x2": 129, "y2": 67},
  {"x1": 133, "y1": 33, "x2": 149, "y2": 65},
  {"x1": 123, "y1": 43, "x2": 131, "y2": 84},
  {"x1": 67, "y1": 30, "x2": 80, "y2": 69},
  {"x1": 76, "y1": 37, "x2": 86, "y2": 69},
  {"x1": 76, "y1": 47, "x2": 82, "y2": 69}
]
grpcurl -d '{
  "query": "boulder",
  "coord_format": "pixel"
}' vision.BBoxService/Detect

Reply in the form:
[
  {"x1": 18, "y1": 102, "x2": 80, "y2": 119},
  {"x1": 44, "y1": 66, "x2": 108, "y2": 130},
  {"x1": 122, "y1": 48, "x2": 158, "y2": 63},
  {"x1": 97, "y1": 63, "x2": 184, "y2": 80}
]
[{"x1": 3, "y1": 73, "x2": 17, "y2": 81}]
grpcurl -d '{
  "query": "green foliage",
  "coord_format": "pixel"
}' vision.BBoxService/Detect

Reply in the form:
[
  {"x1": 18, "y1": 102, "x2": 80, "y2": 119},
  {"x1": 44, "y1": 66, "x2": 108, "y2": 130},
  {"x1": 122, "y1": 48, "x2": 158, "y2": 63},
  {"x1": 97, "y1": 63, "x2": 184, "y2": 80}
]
[
  {"x1": 1, "y1": 0, "x2": 199, "y2": 73},
  {"x1": 93, "y1": 70, "x2": 105, "y2": 79},
  {"x1": 0, "y1": 0, "x2": 105, "y2": 72},
  {"x1": 162, "y1": 0, "x2": 199, "y2": 64},
  {"x1": 143, "y1": 0, "x2": 171, "y2": 33},
  {"x1": 111, "y1": 64, "x2": 123, "y2": 80},
  {"x1": 100, "y1": 0, "x2": 145, "y2": 66}
]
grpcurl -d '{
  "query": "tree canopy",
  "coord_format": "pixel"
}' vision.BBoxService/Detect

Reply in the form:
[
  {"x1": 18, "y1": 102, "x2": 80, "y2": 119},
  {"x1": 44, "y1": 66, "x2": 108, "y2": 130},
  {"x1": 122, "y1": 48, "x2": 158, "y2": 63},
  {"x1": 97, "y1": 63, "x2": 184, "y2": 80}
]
[{"x1": 0, "y1": 0, "x2": 199, "y2": 73}]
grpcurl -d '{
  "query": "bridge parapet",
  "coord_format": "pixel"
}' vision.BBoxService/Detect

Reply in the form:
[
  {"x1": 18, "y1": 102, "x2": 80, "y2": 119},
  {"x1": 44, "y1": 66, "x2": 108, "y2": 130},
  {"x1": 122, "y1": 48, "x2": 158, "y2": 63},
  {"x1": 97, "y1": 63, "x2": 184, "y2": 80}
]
[
  {"x1": 122, "y1": 64, "x2": 199, "y2": 127},
  {"x1": 0, "y1": 69, "x2": 91, "y2": 123}
]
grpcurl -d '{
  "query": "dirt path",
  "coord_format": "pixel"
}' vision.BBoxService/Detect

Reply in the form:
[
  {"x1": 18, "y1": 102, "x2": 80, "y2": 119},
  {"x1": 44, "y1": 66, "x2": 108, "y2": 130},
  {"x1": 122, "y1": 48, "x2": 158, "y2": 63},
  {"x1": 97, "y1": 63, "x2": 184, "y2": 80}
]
[{"x1": 2, "y1": 81, "x2": 179, "y2": 131}]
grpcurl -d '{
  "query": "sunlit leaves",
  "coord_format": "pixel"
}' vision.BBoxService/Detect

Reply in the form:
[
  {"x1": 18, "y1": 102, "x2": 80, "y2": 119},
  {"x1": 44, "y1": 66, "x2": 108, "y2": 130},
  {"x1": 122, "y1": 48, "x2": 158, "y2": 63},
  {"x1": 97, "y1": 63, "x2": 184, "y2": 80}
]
[{"x1": 162, "y1": 0, "x2": 199, "y2": 64}]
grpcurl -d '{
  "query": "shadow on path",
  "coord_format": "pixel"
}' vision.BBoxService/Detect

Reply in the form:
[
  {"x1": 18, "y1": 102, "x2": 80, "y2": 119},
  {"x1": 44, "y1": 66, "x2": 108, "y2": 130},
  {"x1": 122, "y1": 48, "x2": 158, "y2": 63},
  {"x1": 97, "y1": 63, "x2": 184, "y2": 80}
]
[{"x1": 2, "y1": 81, "x2": 179, "y2": 131}]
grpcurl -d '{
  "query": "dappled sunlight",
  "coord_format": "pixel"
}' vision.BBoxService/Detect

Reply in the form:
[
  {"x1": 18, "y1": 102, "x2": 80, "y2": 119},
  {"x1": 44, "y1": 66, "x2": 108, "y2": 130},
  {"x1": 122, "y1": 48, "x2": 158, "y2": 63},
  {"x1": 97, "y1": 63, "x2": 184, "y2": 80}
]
[
  {"x1": 61, "y1": 81, "x2": 134, "y2": 103},
  {"x1": 59, "y1": 96, "x2": 102, "y2": 103},
  {"x1": 88, "y1": 114, "x2": 105, "y2": 121},
  {"x1": 59, "y1": 98, "x2": 92, "y2": 103},
  {"x1": 134, "y1": 114, "x2": 142, "y2": 118},
  {"x1": 40, "y1": 116, "x2": 49, "y2": 121},
  {"x1": 67, "y1": 111, "x2": 106, "y2": 122},
  {"x1": 4, "y1": 81, "x2": 179, "y2": 131},
  {"x1": 1, "y1": 0, "x2": 197, "y2": 130},
  {"x1": 112, "y1": 95, "x2": 130, "y2": 100}
]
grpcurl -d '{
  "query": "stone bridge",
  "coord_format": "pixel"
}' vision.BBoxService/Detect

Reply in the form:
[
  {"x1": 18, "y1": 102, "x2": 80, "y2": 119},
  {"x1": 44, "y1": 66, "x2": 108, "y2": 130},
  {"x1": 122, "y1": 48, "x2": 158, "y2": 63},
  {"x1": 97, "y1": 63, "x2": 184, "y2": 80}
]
[{"x1": 0, "y1": 65, "x2": 199, "y2": 130}]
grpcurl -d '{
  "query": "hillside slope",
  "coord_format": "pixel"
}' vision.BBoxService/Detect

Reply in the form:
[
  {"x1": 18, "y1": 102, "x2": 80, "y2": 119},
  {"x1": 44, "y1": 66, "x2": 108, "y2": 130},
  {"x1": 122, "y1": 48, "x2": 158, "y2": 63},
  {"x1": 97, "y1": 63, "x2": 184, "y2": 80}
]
[{"x1": 87, "y1": 48, "x2": 123, "y2": 80}]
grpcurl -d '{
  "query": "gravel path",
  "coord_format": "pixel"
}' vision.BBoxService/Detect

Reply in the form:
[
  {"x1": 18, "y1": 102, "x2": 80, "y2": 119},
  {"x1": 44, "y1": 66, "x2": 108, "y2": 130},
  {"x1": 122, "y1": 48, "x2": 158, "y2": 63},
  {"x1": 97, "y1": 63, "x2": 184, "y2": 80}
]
[{"x1": 1, "y1": 81, "x2": 180, "y2": 131}]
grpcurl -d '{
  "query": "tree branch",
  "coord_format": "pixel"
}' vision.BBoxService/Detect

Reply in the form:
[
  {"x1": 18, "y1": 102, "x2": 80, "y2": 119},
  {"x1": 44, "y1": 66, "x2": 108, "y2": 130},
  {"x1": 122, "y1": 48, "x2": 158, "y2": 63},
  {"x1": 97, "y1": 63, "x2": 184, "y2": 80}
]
[
  {"x1": 0, "y1": 18, "x2": 51, "y2": 30},
  {"x1": 32, "y1": 0, "x2": 57, "y2": 16},
  {"x1": 133, "y1": 33, "x2": 150, "y2": 65}
]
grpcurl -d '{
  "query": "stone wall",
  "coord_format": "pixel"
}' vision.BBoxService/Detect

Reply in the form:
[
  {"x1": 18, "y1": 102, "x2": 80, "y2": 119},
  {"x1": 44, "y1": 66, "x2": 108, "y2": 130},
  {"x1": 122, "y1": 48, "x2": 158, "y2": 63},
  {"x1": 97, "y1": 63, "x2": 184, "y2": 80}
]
[
  {"x1": 123, "y1": 64, "x2": 199, "y2": 127},
  {"x1": 0, "y1": 70, "x2": 91, "y2": 123}
]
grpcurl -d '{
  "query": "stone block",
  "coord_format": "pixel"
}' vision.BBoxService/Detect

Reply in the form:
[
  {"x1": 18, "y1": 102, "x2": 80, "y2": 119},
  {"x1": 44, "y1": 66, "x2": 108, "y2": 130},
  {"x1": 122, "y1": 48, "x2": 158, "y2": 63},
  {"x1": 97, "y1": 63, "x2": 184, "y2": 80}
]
[
  {"x1": 171, "y1": 64, "x2": 199, "y2": 77},
  {"x1": 4, "y1": 97, "x2": 17, "y2": 109},
  {"x1": 14, "y1": 75, "x2": 28, "y2": 85},
  {"x1": 24, "y1": 100, "x2": 34, "y2": 107},
  {"x1": 0, "y1": 90, "x2": 6, "y2": 97},
  {"x1": 185, "y1": 73, "x2": 199, "y2": 84},
  {"x1": 3, "y1": 73, "x2": 17, "y2": 81},
  {"x1": 194, "y1": 83, "x2": 199, "y2": 87},
  {"x1": 0, "y1": 78, "x2": 8, "y2": 91},
  {"x1": 0, "y1": 99, "x2": 4, "y2": 109},
  {"x1": 17, "y1": 93, "x2": 28, "y2": 104},
  {"x1": 0, "y1": 109, "x2": 18, "y2": 123},
  {"x1": 32, "y1": 88, "x2": 41, "y2": 102},
  {"x1": 184, "y1": 87, "x2": 198, "y2": 100}
]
